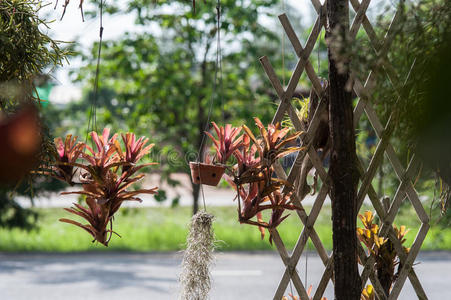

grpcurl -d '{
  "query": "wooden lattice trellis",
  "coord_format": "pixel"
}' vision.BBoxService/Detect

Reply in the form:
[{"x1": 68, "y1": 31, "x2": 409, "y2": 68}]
[{"x1": 259, "y1": 0, "x2": 430, "y2": 299}]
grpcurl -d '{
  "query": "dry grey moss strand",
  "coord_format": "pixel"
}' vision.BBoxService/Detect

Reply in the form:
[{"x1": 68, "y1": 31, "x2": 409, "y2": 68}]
[{"x1": 179, "y1": 211, "x2": 215, "y2": 300}]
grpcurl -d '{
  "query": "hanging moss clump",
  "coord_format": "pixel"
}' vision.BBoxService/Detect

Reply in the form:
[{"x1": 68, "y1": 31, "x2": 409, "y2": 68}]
[{"x1": 179, "y1": 211, "x2": 215, "y2": 300}]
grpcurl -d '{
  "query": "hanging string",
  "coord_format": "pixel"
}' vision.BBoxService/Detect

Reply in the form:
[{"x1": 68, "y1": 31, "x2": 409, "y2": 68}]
[
  {"x1": 196, "y1": 0, "x2": 223, "y2": 211},
  {"x1": 281, "y1": 0, "x2": 286, "y2": 88},
  {"x1": 196, "y1": 2, "x2": 221, "y2": 161},
  {"x1": 305, "y1": 243, "x2": 308, "y2": 288},
  {"x1": 217, "y1": 1, "x2": 224, "y2": 124},
  {"x1": 86, "y1": 0, "x2": 105, "y2": 141}
]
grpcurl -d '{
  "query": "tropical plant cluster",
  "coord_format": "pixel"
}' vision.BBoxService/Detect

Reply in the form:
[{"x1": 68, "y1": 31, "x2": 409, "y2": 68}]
[
  {"x1": 39, "y1": 128, "x2": 157, "y2": 246},
  {"x1": 357, "y1": 211, "x2": 410, "y2": 295},
  {"x1": 197, "y1": 118, "x2": 304, "y2": 243}
]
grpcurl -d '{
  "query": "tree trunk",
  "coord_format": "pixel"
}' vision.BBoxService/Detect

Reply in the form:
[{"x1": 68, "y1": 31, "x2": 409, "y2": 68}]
[{"x1": 326, "y1": 0, "x2": 362, "y2": 299}]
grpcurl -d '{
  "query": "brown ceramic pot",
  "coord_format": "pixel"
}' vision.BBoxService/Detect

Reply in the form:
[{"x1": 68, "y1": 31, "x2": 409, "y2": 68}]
[{"x1": 189, "y1": 162, "x2": 226, "y2": 186}]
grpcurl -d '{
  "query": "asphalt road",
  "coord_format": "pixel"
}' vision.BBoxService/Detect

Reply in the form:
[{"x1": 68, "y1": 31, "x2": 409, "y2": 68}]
[{"x1": 0, "y1": 251, "x2": 449, "y2": 300}]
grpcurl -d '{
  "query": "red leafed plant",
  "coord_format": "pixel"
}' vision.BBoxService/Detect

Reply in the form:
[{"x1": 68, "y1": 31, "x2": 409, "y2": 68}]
[
  {"x1": 40, "y1": 128, "x2": 157, "y2": 246},
  {"x1": 243, "y1": 118, "x2": 303, "y2": 166},
  {"x1": 205, "y1": 122, "x2": 243, "y2": 164},
  {"x1": 201, "y1": 118, "x2": 305, "y2": 242},
  {"x1": 41, "y1": 134, "x2": 84, "y2": 185}
]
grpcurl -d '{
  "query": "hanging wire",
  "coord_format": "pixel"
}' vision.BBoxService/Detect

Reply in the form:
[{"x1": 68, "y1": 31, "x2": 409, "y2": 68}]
[
  {"x1": 196, "y1": 2, "x2": 221, "y2": 161},
  {"x1": 196, "y1": 0, "x2": 223, "y2": 211},
  {"x1": 86, "y1": 0, "x2": 105, "y2": 141},
  {"x1": 305, "y1": 244, "x2": 308, "y2": 288},
  {"x1": 217, "y1": 1, "x2": 224, "y2": 124},
  {"x1": 281, "y1": 0, "x2": 286, "y2": 88}
]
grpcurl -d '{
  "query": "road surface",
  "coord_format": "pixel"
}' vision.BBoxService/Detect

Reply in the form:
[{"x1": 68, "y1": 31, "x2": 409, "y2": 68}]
[{"x1": 0, "y1": 251, "x2": 449, "y2": 299}]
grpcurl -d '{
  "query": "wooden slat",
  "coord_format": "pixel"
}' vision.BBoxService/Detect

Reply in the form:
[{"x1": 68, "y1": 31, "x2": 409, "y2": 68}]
[
  {"x1": 357, "y1": 114, "x2": 393, "y2": 209},
  {"x1": 386, "y1": 226, "x2": 429, "y2": 300},
  {"x1": 271, "y1": 229, "x2": 310, "y2": 300},
  {"x1": 274, "y1": 164, "x2": 330, "y2": 265},
  {"x1": 283, "y1": 96, "x2": 329, "y2": 189},
  {"x1": 349, "y1": 0, "x2": 381, "y2": 51},
  {"x1": 357, "y1": 242, "x2": 388, "y2": 300},
  {"x1": 310, "y1": 0, "x2": 323, "y2": 14},
  {"x1": 259, "y1": 56, "x2": 289, "y2": 126},
  {"x1": 278, "y1": 14, "x2": 324, "y2": 95},
  {"x1": 313, "y1": 255, "x2": 334, "y2": 300},
  {"x1": 305, "y1": 16, "x2": 323, "y2": 61},
  {"x1": 349, "y1": 0, "x2": 371, "y2": 40},
  {"x1": 291, "y1": 185, "x2": 329, "y2": 266},
  {"x1": 388, "y1": 223, "x2": 430, "y2": 300}
]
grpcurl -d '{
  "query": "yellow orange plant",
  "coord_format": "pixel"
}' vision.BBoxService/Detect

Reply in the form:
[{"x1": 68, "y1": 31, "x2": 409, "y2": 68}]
[{"x1": 357, "y1": 211, "x2": 410, "y2": 295}]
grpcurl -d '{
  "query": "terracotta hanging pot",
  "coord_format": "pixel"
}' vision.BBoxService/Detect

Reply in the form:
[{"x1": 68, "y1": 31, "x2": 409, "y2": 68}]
[{"x1": 189, "y1": 162, "x2": 225, "y2": 186}]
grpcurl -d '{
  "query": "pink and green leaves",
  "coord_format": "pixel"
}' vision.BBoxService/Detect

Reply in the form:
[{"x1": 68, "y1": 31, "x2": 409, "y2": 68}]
[
  {"x1": 205, "y1": 122, "x2": 243, "y2": 164},
  {"x1": 117, "y1": 132, "x2": 155, "y2": 164},
  {"x1": 243, "y1": 117, "x2": 304, "y2": 166},
  {"x1": 207, "y1": 119, "x2": 305, "y2": 242},
  {"x1": 49, "y1": 134, "x2": 84, "y2": 184},
  {"x1": 42, "y1": 129, "x2": 157, "y2": 246}
]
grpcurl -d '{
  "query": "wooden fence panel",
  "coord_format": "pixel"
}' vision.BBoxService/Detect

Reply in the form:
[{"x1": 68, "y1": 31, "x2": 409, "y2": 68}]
[{"x1": 259, "y1": 1, "x2": 430, "y2": 299}]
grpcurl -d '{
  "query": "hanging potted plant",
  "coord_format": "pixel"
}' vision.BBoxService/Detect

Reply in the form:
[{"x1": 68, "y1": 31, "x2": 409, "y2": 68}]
[
  {"x1": 189, "y1": 122, "x2": 243, "y2": 186},
  {"x1": 38, "y1": 128, "x2": 158, "y2": 246},
  {"x1": 192, "y1": 117, "x2": 306, "y2": 241}
]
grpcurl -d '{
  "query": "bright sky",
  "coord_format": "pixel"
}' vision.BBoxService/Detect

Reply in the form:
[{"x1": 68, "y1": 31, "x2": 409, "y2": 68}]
[{"x1": 40, "y1": 0, "x2": 390, "y2": 104}]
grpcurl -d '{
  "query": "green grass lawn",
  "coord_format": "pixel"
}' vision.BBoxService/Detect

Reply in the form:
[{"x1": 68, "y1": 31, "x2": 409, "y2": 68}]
[{"x1": 0, "y1": 204, "x2": 450, "y2": 252}]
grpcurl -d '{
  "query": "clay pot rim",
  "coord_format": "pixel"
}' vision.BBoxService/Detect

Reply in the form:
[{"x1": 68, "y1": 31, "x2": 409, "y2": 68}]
[{"x1": 189, "y1": 161, "x2": 227, "y2": 168}]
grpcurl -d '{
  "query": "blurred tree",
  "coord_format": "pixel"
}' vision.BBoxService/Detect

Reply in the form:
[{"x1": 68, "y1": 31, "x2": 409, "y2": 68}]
[
  {"x1": 74, "y1": 0, "x2": 297, "y2": 214},
  {"x1": 0, "y1": 0, "x2": 69, "y2": 229},
  {"x1": 370, "y1": 0, "x2": 451, "y2": 214}
]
